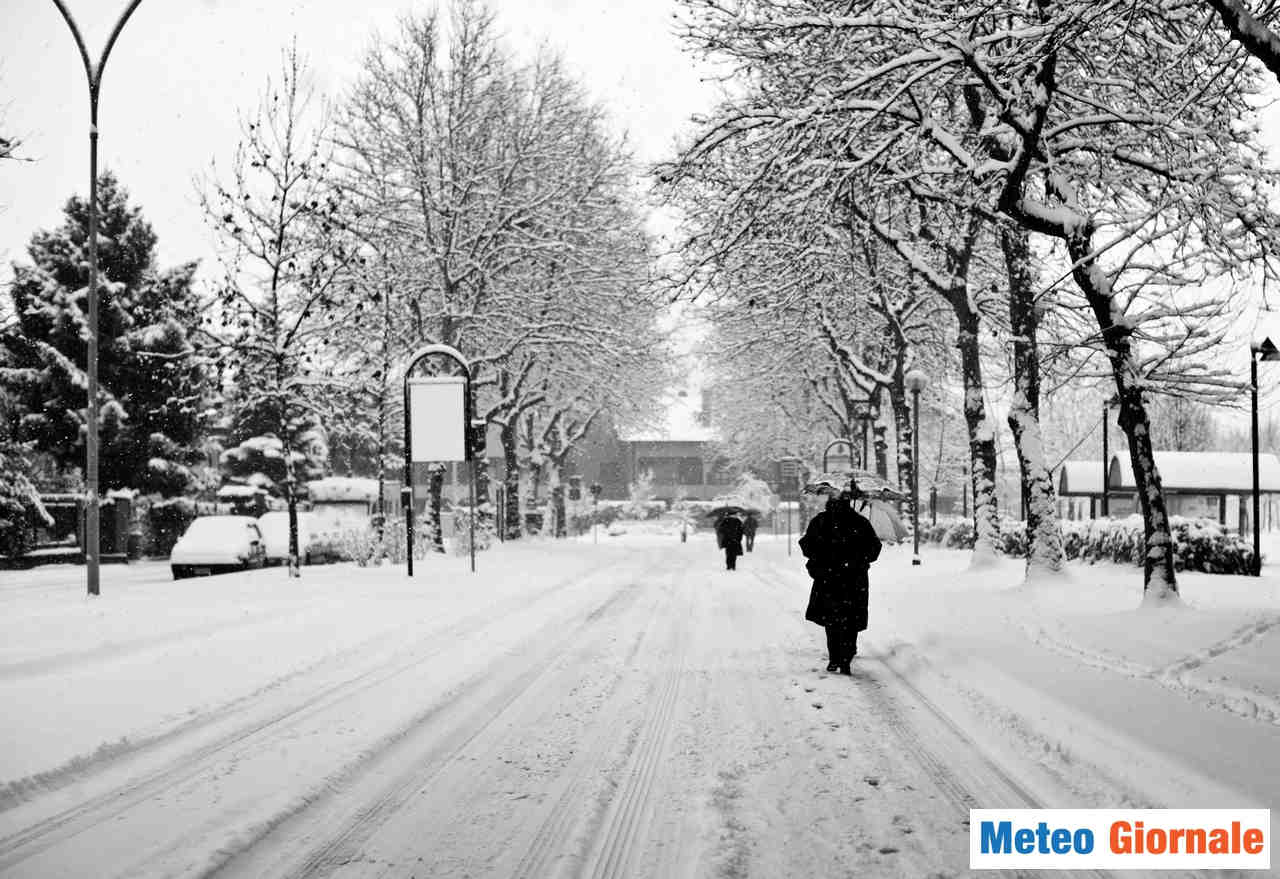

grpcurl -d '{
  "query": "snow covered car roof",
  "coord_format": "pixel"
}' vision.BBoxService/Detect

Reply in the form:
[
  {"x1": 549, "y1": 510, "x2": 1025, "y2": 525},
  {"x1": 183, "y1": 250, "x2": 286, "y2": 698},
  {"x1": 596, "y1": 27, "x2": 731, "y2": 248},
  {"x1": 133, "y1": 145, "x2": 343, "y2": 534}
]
[{"x1": 170, "y1": 516, "x2": 263, "y2": 565}]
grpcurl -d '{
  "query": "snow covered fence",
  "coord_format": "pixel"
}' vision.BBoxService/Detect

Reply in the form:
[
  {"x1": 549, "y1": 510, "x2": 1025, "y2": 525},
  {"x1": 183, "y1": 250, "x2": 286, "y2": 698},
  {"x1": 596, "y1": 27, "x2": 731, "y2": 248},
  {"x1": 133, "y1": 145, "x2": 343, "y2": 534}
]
[{"x1": 921, "y1": 516, "x2": 1255, "y2": 574}]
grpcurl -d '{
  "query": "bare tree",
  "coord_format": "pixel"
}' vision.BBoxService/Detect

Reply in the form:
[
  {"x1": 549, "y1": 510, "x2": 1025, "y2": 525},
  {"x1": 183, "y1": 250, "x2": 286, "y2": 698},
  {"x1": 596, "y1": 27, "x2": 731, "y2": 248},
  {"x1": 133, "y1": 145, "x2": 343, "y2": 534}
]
[{"x1": 200, "y1": 45, "x2": 357, "y2": 576}]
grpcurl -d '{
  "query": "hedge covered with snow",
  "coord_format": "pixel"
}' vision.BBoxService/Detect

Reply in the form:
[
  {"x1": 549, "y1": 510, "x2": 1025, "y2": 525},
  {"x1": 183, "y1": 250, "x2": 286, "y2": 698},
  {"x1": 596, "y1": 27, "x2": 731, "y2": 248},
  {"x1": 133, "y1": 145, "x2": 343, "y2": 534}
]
[{"x1": 920, "y1": 515, "x2": 1255, "y2": 575}]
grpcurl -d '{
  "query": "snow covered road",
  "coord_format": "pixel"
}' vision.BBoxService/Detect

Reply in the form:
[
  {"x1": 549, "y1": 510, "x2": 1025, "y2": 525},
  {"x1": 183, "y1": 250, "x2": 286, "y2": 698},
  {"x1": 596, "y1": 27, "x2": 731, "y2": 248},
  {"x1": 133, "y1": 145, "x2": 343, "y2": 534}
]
[{"x1": 0, "y1": 537, "x2": 1275, "y2": 877}]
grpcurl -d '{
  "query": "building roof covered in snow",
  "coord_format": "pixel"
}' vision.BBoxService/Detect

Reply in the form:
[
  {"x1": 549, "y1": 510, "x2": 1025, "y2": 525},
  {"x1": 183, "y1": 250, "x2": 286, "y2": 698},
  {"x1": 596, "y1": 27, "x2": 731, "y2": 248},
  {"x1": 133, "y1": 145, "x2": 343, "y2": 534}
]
[
  {"x1": 1106, "y1": 451, "x2": 1280, "y2": 493},
  {"x1": 1058, "y1": 461, "x2": 1107, "y2": 496},
  {"x1": 619, "y1": 389, "x2": 717, "y2": 444},
  {"x1": 306, "y1": 477, "x2": 379, "y2": 504}
]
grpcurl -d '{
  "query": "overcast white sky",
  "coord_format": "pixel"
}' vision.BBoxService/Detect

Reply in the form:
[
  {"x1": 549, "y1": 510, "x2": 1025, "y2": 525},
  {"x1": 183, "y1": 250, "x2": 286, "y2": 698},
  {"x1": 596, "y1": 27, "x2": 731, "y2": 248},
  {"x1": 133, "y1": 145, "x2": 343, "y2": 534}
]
[{"x1": 0, "y1": 0, "x2": 716, "y2": 277}]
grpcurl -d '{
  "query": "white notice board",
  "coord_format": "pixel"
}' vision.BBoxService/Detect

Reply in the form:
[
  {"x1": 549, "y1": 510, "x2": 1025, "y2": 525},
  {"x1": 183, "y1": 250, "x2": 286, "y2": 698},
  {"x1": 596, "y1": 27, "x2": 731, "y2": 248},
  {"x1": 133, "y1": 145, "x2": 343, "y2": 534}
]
[{"x1": 408, "y1": 377, "x2": 467, "y2": 462}]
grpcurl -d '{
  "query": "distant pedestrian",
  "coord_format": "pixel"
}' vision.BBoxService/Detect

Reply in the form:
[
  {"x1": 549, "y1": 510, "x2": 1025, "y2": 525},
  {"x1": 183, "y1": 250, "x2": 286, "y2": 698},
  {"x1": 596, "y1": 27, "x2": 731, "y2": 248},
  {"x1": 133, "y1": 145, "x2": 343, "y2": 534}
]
[
  {"x1": 799, "y1": 487, "x2": 882, "y2": 674},
  {"x1": 742, "y1": 514, "x2": 758, "y2": 552},
  {"x1": 716, "y1": 513, "x2": 745, "y2": 571}
]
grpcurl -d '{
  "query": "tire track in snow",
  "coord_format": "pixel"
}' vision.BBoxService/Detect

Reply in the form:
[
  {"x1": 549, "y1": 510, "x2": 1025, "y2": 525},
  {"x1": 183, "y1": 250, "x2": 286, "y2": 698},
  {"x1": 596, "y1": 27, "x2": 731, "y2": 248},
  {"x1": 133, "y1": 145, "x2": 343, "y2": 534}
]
[
  {"x1": 578, "y1": 648, "x2": 686, "y2": 879},
  {"x1": 201, "y1": 555, "x2": 668, "y2": 879},
  {"x1": 865, "y1": 653, "x2": 1116, "y2": 879},
  {"x1": 1023, "y1": 615, "x2": 1280, "y2": 725},
  {"x1": 506, "y1": 589, "x2": 667, "y2": 879},
  {"x1": 0, "y1": 555, "x2": 628, "y2": 872},
  {"x1": 508, "y1": 563, "x2": 692, "y2": 879}
]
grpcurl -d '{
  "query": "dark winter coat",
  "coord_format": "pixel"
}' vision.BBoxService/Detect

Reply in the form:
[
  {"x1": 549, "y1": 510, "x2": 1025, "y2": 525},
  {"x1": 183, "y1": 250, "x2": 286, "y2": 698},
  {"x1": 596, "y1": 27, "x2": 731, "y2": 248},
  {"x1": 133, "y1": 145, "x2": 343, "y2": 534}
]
[
  {"x1": 716, "y1": 515, "x2": 745, "y2": 555},
  {"x1": 799, "y1": 498, "x2": 882, "y2": 630},
  {"x1": 742, "y1": 515, "x2": 758, "y2": 537}
]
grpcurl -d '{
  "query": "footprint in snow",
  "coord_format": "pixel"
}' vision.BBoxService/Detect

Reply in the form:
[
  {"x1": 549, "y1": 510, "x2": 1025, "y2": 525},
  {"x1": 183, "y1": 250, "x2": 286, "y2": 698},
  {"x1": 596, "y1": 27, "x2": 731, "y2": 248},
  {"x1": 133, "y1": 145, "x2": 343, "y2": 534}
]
[
  {"x1": 864, "y1": 776, "x2": 880, "y2": 787},
  {"x1": 811, "y1": 702, "x2": 823, "y2": 710}
]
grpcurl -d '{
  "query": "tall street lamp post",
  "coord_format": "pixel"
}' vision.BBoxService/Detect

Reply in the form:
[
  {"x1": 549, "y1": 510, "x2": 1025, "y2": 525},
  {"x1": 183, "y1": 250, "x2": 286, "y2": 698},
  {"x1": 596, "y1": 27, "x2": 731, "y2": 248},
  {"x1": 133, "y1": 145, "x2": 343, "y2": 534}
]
[
  {"x1": 1100, "y1": 395, "x2": 1120, "y2": 518},
  {"x1": 1250, "y1": 337, "x2": 1280, "y2": 576},
  {"x1": 855, "y1": 411, "x2": 874, "y2": 471},
  {"x1": 905, "y1": 368, "x2": 929, "y2": 566},
  {"x1": 52, "y1": 0, "x2": 145, "y2": 597}
]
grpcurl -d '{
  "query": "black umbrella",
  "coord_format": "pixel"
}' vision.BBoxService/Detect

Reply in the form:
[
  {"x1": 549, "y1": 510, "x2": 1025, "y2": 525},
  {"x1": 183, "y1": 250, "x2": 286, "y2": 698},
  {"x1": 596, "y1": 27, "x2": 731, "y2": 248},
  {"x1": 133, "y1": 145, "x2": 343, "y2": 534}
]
[{"x1": 704, "y1": 505, "x2": 761, "y2": 519}]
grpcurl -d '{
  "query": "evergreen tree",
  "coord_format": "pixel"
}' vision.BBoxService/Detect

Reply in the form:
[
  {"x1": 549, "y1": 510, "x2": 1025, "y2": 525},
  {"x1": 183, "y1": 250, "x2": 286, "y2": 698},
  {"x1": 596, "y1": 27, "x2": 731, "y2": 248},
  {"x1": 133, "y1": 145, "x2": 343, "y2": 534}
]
[{"x1": 0, "y1": 173, "x2": 206, "y2": 496}]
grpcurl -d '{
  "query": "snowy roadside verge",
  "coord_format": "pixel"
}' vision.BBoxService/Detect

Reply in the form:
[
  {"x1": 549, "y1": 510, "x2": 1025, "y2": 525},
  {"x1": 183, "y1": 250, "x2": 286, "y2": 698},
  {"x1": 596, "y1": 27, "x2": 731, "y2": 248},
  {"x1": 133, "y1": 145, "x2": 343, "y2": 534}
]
[
  {"x1": 748, "y1": 540, "x2": 1280, "y2": 812},
  {"x1": 0, "y1": 546, "x2": 622, "y2": 811}
]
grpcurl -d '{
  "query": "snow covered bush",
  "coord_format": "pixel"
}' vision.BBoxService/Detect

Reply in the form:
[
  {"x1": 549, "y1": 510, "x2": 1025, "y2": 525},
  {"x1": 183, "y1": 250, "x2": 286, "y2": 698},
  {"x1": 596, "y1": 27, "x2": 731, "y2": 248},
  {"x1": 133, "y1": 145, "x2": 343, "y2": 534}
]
[
  {"x1": 452, "y1": 519, "x2": 493, "y2": 556},
  {"x1": 147, "y1": 497, "x2": 197, "y2": 557},
  {"x1": 338, "y1": 527, "x2": 381, "y2": 567},
  {"x1": 998, "y1": 520, "x2": 1029, "y2": 558},
  {"x1": 926, "y1": 515, "x2": 1252, "y2": 574},
  {"x1": 0, "y1": 440, "x2": 50, "y2": 558}
]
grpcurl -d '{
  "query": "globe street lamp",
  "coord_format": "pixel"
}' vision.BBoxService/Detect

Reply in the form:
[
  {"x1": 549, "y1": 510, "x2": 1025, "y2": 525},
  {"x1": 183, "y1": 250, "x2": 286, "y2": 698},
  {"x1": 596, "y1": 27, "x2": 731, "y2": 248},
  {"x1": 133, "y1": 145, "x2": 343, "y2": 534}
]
[
  {"x1": 51, "y1": 0, "x2": 146, "y2": 597},
  {"x1": 1250, "y1": 337, "x2": 1280, "y2": 576},
  {"x1": 905, "y1": 368, "x2": 929, "y2": 566}
]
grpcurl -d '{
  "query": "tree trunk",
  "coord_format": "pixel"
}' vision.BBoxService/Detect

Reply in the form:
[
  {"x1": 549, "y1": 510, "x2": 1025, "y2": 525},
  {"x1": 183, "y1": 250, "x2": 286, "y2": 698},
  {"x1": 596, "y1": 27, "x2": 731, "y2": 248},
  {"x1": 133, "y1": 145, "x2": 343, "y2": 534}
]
[
  {"x1": 1002, "y1": 225, "x2": 1064, "y2": 577},
  {"x1": 889, "y1": 378, "x2": 912, "y2": 495},
  {"x1": 955, "y1": 304, "x2": 1001, "y2": 563},
  {"x1": 1066, "y1": 238, "x2": 1178, "y2": 600},
  {"x1": 872, "y1": 400, "x2": 890, "y2": 481},
  {"x1": 549, "y1": 461, "x2": 567, "y2": 539},
  {"x1": 501, "y1": 421, "x2": 522, "y2": 540},
  {"x1": 427, "y1": 463, "x2": 446, "y2": 553}
]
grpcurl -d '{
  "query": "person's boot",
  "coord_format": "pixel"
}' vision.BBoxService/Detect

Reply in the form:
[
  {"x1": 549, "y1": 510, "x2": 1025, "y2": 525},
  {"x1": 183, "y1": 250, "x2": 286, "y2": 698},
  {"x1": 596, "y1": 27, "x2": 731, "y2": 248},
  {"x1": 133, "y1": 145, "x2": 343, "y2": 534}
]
[{"x1": 826, "y1": 660, "x2": 839, "y2": 673}]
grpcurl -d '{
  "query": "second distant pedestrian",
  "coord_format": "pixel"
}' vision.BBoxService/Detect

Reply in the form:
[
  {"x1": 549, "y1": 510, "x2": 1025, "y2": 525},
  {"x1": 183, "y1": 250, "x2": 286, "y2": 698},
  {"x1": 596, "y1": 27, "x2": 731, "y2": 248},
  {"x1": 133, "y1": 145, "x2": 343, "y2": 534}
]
[
  {"x1": 742, "y1": 513, "x2": 758, "y2": 552},
  {"x1": 716, "y1": 513, "x2": 745, "y2": 571}
]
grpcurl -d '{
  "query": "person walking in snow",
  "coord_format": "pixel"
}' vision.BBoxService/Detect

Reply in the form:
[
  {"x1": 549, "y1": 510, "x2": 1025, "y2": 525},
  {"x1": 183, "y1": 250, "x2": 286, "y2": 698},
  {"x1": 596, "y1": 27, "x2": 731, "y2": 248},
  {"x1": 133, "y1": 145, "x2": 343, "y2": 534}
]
[
  {"x1": 742, "y1": 513, "x2": 758, "y2": 552},
  {"x1": 716, "y1": 513, "x2": 745, "y2": 571},
  {"x1": 799, "y1": 486, "x2": 882, "y2": 674}
]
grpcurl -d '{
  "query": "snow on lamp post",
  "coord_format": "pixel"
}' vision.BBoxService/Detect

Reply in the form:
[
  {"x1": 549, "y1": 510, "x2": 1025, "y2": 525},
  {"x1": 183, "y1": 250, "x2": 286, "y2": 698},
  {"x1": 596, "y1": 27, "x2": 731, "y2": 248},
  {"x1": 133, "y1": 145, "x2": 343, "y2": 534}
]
[
  {"x1": 905, "y1": 368, "x2": 929, "y2": 566},
  {"x1": 1101, "y1": 395, "x2": 1120, "y2": 518},
  {"x1": 1250, "y1": 337, "x2": 1280, "y2": 576},
  {"x1": 51, "y1": 0, "x2": 145, "y2": 597}
]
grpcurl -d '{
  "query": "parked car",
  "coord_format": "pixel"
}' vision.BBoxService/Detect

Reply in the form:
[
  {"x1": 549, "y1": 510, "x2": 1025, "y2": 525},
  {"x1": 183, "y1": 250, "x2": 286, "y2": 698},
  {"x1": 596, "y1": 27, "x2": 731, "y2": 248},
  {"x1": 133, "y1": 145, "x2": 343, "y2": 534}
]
[
  {"x1": 256, "y1": 511, "x2": 320, "y2": 565},
  {"x1": 170, "y1": 516, "x2": 267, "y2": 579}
]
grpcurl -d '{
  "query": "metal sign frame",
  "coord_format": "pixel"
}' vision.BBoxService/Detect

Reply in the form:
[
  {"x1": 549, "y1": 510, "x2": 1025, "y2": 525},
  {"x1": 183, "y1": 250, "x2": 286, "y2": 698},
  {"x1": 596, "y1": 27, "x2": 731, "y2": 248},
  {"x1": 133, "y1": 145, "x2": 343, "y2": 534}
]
[{"x1": 403, "y1": 344, "x2": 476, "y2": 576}]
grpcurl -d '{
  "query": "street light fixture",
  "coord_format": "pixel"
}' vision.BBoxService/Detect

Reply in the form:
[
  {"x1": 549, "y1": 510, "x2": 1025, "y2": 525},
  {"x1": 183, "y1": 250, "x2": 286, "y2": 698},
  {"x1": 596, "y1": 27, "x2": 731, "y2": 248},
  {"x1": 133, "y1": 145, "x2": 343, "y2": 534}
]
[
  {"x1": 822, "y1": 438, "x2": 854, "y2": 474},
  {"x1": 904, "y1": 368, "x2": 929, "y2": 566},
  {"x1": 1250, "y1": 337, "x2": 1280, "y2": 576},
  {"x1": 51, "y1": 0, "x2": 146, "y2": 597}
]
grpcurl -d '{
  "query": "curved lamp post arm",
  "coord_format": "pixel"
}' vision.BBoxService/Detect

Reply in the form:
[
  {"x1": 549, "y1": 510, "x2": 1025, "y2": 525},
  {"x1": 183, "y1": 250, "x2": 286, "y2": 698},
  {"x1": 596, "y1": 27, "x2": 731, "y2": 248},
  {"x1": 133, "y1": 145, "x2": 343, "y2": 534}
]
[
  {"x1": 50, "y1": 0, "x2": 145, "y2": 598},
  {"x1": 51, "y1": 0, "x2": 145, "y2": 113}
]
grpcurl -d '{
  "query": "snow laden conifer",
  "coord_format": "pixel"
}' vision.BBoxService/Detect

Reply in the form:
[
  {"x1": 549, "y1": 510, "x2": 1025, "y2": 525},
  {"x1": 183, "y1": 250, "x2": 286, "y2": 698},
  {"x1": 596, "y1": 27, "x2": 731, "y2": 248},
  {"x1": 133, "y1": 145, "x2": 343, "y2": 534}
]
[{"x1": 1, "y1": 173, "x2": 206, "y2": 497}]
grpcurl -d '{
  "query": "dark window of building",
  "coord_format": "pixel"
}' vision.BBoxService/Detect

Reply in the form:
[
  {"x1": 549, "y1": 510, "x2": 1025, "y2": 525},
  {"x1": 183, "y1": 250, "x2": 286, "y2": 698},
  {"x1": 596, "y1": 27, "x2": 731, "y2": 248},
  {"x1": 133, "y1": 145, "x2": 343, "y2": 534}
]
[{"x1": 678, "y1": 457, "x2": 704, "y2": 485}]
